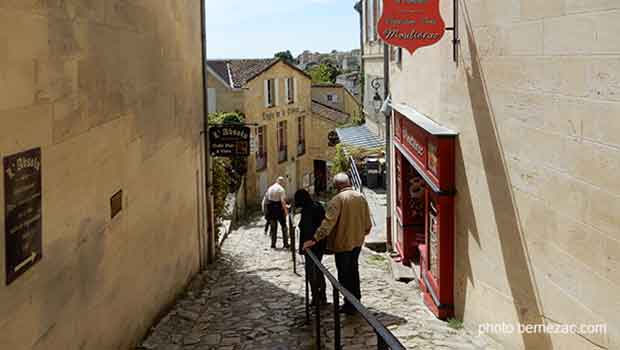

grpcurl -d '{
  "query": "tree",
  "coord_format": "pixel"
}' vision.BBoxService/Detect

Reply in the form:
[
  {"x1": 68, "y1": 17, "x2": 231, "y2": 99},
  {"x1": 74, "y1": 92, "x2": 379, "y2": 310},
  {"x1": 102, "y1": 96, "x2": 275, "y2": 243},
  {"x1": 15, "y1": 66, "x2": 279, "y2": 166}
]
[
  {"x1": 307, "y1": 63, "x2": 341, "y2": 84},
  {"x1": 274, "y1": 50, "x2": 295, "y2": 64}
]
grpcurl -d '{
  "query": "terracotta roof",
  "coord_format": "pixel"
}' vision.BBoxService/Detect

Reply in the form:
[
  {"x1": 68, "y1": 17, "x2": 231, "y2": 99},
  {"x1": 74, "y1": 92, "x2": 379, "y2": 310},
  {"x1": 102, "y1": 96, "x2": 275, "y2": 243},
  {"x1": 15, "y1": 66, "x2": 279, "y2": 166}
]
[
  {"x1": 207, "y1": 58, "x2": 311, "y2": 89},
  {"x1": 312, "y1": 83, "x2": 345, "y2": 88},
  {"x1": 311, "y1": 100, "x2": 351, "y2": 124},
  {"x1": 207, "y1": 59, "x2": 277, "y2": 89}
]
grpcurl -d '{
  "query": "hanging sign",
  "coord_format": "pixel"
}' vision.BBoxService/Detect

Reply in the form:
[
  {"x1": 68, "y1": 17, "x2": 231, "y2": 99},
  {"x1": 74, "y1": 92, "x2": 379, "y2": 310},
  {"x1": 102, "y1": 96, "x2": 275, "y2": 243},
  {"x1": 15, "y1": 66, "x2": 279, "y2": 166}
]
[
  {"x1": 209, "y1": 125, "x2": 251, "y2": 157},
  {"x1": 4, "y1": 148, "x2": 43, "y2": 285},
  {"x1": 378, "y1": 0, "x2": 446, "y2": 55}
]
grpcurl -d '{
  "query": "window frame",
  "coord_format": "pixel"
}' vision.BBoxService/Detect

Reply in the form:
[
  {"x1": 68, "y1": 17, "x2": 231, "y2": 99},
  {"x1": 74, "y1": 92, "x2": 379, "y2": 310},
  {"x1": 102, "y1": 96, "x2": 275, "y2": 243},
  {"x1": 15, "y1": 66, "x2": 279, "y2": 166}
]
[
  {"x1": 266, "y1": 79, "x2": 276, "y2": 108},
  {"x1": 277, "y1": 120, "x2": 288, "y2": 163},
  {"x1": 256, "y1": 126, "x2": 267, "y2": 171},
  {"x1": 297, "y1": 115, "x2": 306, "y2": 156},
  {"x1": 287, "y1": 77, "x2": 295, "y2": 104}
]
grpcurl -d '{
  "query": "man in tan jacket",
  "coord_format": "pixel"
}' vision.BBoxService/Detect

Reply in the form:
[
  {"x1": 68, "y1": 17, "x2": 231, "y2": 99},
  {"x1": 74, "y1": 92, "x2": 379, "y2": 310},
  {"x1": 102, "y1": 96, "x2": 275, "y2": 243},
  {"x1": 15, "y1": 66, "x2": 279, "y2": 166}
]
[{"x1": 303, "y1": 173, "x2": 372, "y2": 314}]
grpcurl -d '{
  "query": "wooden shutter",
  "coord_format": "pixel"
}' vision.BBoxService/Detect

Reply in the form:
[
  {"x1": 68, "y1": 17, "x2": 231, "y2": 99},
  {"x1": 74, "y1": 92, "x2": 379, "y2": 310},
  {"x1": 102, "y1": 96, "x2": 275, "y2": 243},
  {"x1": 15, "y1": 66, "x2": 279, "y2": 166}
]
[
  {"x1": 284, "y1": 78, "x2": 290, "y2": 103},
  {"x1": 274, "y1": 79, "x2": 280, "y2": 106},
  {"x1": 293, "y1": 78, "x2": 298, "y2": 104},
  {"x1": 264, "y1": 80, "x2": 269, "y2": 107}
]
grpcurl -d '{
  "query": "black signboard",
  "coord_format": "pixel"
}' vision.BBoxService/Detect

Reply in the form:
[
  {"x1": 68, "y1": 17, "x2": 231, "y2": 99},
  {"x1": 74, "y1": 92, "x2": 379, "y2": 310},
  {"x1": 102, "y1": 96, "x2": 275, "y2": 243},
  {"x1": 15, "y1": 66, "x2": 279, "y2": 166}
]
[
  {"x1": 209, "y1": 125, "x2": 251, "y2": 157},
  {"x1": 4, "y1": 148, "x2": 42, "y2": 285}
]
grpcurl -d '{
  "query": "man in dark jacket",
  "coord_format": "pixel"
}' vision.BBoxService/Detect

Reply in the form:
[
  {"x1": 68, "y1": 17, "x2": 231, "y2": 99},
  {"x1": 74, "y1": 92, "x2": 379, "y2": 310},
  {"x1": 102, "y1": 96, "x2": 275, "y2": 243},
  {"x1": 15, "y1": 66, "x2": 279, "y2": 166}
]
[{"x1": 294, "y1": 189, "x2": 327, "y2": 305}]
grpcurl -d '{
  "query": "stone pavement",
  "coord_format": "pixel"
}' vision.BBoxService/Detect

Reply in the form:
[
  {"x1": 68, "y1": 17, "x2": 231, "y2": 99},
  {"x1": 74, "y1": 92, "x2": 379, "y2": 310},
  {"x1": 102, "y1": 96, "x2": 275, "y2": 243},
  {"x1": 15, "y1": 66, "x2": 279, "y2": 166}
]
[{"x1": 137, "y1": 214, "x2": 503, "y2": 350}]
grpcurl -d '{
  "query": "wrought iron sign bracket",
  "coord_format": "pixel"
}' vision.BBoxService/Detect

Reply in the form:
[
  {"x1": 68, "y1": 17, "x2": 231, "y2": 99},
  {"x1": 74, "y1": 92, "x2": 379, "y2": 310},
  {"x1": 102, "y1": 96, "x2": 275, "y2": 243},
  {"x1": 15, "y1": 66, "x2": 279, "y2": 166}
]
[{"x1": 445, "y1": 0, "x2": 460, "y2": 64}]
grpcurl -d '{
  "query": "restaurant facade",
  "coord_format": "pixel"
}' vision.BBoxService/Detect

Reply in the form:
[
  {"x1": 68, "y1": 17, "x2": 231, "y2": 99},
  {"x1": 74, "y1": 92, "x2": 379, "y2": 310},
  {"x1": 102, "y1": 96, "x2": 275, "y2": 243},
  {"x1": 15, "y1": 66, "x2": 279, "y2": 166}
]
[{"x1": 381, "y1": 0, "x2": 620, "y2": 349}]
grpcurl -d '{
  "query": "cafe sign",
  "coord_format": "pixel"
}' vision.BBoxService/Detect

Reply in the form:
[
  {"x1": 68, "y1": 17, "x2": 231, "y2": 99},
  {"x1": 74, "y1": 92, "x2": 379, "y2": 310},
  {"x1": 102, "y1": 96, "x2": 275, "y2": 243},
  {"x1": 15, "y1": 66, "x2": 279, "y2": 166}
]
[
  {"x1": 4, "y1": 148, "x2": 43, "y2": 285},
  {"x1": 378, "y1": 0, "x2": 446, "y2": 55},
  {"x1": 209, "y1": 125, "x2": 250, "y2": 157}
]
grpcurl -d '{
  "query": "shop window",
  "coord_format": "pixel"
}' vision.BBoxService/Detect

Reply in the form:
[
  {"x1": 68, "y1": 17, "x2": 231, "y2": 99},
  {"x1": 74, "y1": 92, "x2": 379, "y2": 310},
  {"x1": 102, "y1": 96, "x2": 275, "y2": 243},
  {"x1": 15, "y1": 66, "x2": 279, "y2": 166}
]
[
  {"x1": 277, "y1": 120, "x2": 288, "y2": 163},
  {"x1": 256, "y1": 126, "x2": 267, "y2": 171}
]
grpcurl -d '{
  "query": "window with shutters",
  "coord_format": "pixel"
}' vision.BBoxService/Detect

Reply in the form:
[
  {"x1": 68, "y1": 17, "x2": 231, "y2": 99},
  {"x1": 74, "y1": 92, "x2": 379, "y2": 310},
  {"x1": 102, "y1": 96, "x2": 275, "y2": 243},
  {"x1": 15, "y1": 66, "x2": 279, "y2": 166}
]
[
  {"x1": 277, "y1": 121, "x2": 288, "y2": 163},
  {"x1": 256, "y1": 126, "x2": 267, "y2": 171},
  {"x1": 297, "y1": 116, "x2": 306, "y2": 156},
  {"x1": 286, "y1": 77, "x2": 295, "y2": 104},
  {"x1": 265, "y1": 79, "x2": 275, "y2": 108}
]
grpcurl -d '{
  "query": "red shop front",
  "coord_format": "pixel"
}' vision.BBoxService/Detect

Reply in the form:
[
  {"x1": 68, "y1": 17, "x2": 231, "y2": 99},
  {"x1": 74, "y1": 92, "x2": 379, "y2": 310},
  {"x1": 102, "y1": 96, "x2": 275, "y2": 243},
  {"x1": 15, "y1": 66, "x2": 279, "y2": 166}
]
[{"x1": 392, "y1": 104, "x2": 457, "y2": 320}]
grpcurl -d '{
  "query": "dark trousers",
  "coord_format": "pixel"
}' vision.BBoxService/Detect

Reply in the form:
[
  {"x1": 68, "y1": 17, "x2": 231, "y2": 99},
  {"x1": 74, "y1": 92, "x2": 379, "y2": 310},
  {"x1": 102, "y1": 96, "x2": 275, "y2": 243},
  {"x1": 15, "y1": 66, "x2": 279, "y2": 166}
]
[
  {"x1": 269, "y1": 216, "x2": 288, "y2": 247},
  {"x1": 335, "y1": 247, "x2": 362, "y2": 308},
  {"x1": 267, "y1": 202, "x2": 288, "y2": 247},
  {"x1": 305, "y1": 248, "x2": 326, "y2": 302}
]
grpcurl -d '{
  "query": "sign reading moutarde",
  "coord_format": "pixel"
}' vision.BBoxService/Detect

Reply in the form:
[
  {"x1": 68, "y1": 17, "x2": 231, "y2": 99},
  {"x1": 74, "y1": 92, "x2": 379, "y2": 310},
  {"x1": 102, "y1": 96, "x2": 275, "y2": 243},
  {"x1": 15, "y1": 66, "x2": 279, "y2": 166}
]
[
  {"x1": 209, "y1": 125, "x2": 251, "y2": 157},
  {"x1": 378, "y1": 0, "x2": 446, "y2": 55},
  {"x1": 4, "y1": 148, "x2": 43, "y2": 285}
]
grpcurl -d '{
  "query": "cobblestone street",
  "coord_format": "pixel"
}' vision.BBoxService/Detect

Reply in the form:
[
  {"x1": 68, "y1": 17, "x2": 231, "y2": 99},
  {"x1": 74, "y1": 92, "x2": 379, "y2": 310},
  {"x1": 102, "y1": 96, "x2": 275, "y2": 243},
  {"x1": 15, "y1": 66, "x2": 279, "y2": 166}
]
[{"x1": 138, "y1": 214, "x2": 502, "y2": 350}]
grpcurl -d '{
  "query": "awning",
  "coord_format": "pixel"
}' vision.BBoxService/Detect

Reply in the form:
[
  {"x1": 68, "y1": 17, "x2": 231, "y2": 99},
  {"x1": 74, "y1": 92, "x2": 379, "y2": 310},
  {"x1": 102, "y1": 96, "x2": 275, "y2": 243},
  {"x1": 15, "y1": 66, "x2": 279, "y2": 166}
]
[{"x1": 336, "y1": 125, "x2": 385, "y2": 150}]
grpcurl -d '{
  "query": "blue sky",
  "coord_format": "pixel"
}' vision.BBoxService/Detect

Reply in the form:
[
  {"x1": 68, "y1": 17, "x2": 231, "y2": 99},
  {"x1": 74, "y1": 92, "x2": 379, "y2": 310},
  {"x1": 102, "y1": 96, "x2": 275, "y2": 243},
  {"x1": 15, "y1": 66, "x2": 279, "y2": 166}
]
[{"x1": 206, "y1": 0, "x2": 360, "y2": 59}]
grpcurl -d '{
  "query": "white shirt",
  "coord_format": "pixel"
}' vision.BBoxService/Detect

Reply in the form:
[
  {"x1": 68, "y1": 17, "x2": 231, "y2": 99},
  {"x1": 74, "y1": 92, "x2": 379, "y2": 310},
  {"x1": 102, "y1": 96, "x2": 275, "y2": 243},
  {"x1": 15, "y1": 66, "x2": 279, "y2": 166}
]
[{"x1": 265, "y1": 183, "x2": 286, "y2": 202}]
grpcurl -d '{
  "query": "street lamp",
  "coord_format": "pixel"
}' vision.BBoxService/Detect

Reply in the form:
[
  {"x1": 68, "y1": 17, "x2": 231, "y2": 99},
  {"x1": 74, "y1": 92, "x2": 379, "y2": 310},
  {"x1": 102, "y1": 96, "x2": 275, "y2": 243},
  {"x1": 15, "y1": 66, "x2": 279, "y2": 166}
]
[{"x1": 370, "y1": 78, "x2": 384, "y2": 113}]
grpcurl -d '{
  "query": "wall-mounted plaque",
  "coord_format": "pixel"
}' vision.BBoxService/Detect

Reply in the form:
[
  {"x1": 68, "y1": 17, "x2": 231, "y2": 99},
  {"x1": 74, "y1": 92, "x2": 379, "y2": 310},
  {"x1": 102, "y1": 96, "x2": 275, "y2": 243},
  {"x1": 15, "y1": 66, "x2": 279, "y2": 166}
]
[
  {"x1": 110, "y1": 190, "x2": 123, "y2": 219},
  {"x1": 4, "y1": 148, "x2": 42, "y2": 285}
]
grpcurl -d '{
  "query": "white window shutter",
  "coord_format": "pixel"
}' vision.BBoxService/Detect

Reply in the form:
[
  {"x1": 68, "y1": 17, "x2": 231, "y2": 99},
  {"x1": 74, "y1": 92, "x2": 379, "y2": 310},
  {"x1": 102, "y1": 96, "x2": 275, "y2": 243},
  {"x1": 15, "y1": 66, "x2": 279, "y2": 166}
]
[
  {"x1": 293, "y1": 78, "x2": 298, "y2": 104},
  {"x1": 274, "y1": 79, "x2": 280, "y2": 106},
  {"x1": 273, "y1": 78, "x2": 280, "y2": 106},
  {"x1": 284, "y1": 78, "x2": 290, "y2": 103},
  {"x1": 264, "y1": 80, "x2": 269, "y2": 107}
]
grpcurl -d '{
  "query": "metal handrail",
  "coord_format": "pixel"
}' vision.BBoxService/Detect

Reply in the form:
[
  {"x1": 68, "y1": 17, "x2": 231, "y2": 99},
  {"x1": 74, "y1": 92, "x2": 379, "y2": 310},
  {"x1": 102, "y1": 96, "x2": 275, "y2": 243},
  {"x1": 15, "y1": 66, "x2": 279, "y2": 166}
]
[
  {"x1": 288, "y1": 208, "x2": 297, "y2": 275},
  {"x1": 348, "y1": 155, "x2": 363, "y2": 192},
  {"x1": 305, "y1": 250, "x2": 407, "y2": 350}
]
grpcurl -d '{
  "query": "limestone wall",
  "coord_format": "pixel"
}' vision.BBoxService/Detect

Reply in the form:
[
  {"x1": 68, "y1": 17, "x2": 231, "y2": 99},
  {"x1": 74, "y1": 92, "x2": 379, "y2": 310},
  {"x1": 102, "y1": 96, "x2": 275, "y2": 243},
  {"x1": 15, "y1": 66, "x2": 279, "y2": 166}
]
[
  {"x1": 389, "y1": 1, "x2": 620, "y2": 349},
  {"x1": 0, "y1": 1, "x2": 205, "y2": 349}
]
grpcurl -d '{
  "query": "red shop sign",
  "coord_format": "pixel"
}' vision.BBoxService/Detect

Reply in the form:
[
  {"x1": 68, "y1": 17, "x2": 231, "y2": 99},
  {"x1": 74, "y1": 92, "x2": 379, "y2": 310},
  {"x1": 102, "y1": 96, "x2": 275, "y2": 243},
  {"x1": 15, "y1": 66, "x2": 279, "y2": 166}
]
[{"x1": 378, "y1": 0, "x2": 446, "y2": 55}]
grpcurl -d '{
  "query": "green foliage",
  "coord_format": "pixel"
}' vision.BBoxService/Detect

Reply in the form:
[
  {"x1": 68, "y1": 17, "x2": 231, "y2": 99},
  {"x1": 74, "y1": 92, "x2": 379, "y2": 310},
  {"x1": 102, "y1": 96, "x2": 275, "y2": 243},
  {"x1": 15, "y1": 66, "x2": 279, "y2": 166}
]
[
  {"x1": 332, "y1": 144, "x2": 350, "y2": 175},
  {"x1": 274, "y1": 50, "x2": 295, "y2": 63},
  {"x1": 208, "y1": 111, "x2": 247, "y2": 227},
  {"x1": 307, "y1": 63, "x2": 341, "y2": 84}
]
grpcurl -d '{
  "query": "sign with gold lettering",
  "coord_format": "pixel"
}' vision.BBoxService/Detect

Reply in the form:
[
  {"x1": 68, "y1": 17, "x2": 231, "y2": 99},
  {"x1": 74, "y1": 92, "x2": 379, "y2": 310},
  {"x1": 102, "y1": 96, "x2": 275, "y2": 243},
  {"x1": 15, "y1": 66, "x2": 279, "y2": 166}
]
[
  {"x1": 4, "y1": 148, "x2": 42, "y2": 285},
  {"x1": 378, "y1": 0, "x2": 446, "y2": 55},
  {"x1": 209, "y1": 125, "x2": 251, "y2": 157}
]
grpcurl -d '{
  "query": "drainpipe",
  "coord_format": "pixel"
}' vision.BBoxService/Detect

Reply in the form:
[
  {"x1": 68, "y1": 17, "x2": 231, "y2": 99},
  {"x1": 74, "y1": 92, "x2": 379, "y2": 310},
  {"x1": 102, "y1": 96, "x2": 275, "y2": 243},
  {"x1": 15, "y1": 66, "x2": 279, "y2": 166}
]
[
  {"x1": 383, "y1": 42, "x2": 393, "y2": 252},
  {"x1": 200, "y1": 0, "x2": 215, "y2": 266},
  {"x1": 354, "y1": 1, "x2": 364, "y2": 118}
]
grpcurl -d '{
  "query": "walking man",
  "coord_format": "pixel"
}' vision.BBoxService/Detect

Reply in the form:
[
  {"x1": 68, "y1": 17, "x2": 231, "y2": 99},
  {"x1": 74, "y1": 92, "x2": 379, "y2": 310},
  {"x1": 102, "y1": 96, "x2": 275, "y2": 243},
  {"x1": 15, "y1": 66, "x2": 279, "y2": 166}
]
[
  {"x1": 303, "y1": 173, "x2": 372, "y2": 314},
  {"x1": 264, "y1": 177, "x2": 289, "y2": 249}
]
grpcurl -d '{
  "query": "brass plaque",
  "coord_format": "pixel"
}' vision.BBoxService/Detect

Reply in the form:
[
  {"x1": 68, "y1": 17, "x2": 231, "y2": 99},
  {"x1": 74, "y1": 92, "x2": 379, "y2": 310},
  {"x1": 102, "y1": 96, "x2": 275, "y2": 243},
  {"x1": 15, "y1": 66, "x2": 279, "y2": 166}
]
[{"x1": 110, "y1": 190, "x2": 123, "y2": 219}]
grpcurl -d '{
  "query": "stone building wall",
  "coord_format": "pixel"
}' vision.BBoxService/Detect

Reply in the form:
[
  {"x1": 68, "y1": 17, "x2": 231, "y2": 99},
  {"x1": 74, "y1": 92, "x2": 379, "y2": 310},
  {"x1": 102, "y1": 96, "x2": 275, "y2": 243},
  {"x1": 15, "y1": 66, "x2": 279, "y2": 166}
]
[
  {"x1": 206, "y1": 73, "x2": 244, "y2": 114},
  {"x1": 0, "y1": 1, "x2": 205, "y2": 349},
  {"x1": 243, "y1": 62, "x2": 313, "y2": 205},
  {"x1": 389, "y1": 1, "x2": 620, "y2": 349}
]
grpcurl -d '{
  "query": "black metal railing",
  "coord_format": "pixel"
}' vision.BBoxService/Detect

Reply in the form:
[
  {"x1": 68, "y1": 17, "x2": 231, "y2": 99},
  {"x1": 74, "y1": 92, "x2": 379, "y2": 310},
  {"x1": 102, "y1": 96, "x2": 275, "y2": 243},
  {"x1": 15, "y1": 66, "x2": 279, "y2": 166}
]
[
  {"x1": 348, "y1": 155, "x2": 363, "y2": 192},
  {"x1": 304, "y1": 250, "x2": 407, "y2": 350},
  {"x1": 288, "y1": 209, "x2": 297, "y2": 275}
]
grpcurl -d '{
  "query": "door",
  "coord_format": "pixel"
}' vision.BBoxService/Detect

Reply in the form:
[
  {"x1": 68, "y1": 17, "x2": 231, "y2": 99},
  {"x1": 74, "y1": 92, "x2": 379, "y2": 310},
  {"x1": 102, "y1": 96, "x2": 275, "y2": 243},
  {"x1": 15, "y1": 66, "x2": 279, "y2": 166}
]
[{"x1": 314, "y1": 160, "x2": 327, "y2": 193}]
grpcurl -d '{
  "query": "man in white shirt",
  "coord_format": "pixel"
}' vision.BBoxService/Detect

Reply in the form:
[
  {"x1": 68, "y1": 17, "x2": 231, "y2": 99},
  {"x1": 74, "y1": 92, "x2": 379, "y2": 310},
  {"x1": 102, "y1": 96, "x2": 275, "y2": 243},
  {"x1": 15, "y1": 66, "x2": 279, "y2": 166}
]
[{"x1": 264, "y1": 177, "x2": 289, "y2": 249}]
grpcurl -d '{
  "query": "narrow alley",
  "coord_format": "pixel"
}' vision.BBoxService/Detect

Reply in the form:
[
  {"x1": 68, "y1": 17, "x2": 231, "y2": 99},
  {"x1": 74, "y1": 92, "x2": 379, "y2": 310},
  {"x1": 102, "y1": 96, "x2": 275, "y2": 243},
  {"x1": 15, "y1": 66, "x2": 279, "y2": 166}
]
[{"x1": 137, "y1": 214, "x2": 501, "y2": 350}]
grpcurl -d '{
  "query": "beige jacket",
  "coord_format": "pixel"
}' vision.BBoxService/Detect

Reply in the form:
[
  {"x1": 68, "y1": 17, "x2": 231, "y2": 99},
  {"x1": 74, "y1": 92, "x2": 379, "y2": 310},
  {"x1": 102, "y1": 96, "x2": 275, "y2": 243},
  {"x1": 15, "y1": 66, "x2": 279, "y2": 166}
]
[{"x1": 313, "y1": 187, "x2": 372, "y2": 253}]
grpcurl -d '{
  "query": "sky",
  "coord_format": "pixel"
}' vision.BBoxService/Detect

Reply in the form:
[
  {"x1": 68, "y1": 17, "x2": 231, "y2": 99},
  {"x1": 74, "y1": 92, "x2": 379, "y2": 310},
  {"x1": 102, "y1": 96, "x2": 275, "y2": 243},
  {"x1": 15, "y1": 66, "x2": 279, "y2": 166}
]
[{"x1": 206, "y1": 0, "x2": 360, "y2": 59}]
